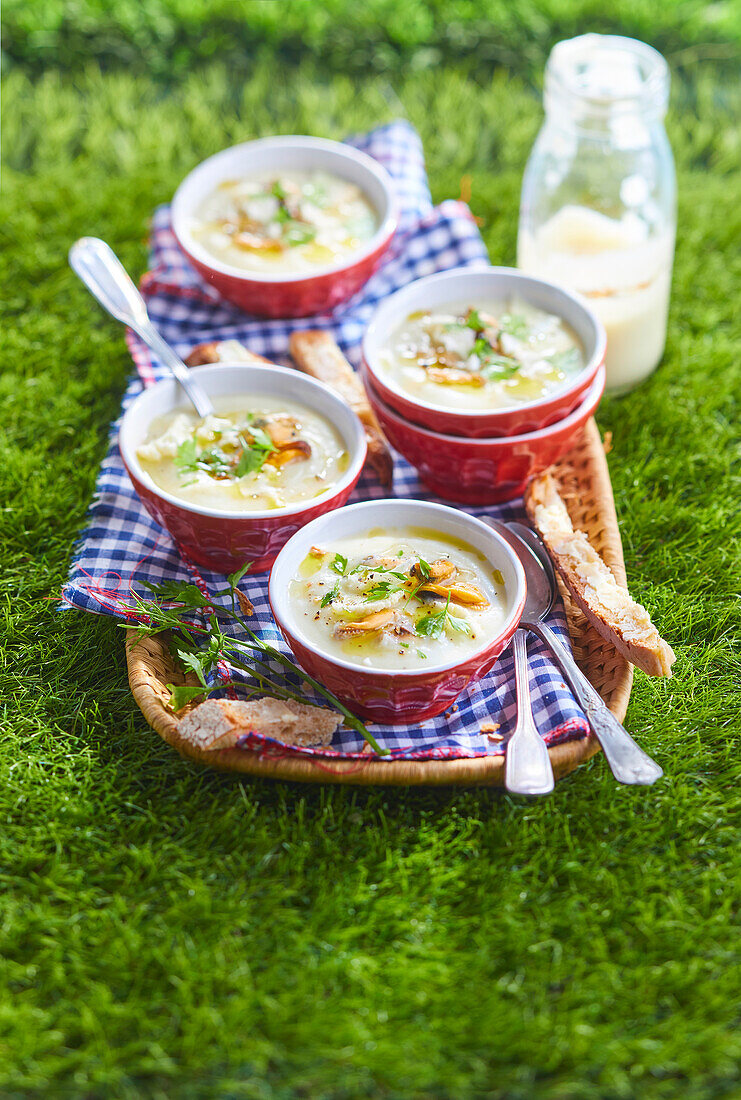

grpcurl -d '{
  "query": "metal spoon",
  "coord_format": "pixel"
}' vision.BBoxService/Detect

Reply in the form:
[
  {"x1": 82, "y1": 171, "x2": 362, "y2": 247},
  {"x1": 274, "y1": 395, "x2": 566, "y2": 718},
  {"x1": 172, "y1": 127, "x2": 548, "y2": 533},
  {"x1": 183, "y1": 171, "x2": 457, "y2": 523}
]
[
  {"x1": 505, "y1": 627, "x2": 556, "y2": 796},
  {"x1": 69, "y1": 237, "x2": 214, "y2": 418},
  {"x1": 490, "y1": 519, "x2": 662, "y2": 786}
]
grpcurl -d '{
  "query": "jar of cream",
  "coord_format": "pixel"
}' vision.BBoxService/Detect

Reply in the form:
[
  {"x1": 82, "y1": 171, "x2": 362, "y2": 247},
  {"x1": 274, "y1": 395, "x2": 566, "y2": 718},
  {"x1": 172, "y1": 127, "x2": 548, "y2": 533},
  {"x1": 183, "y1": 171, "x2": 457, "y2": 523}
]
[{"x1": 517, "y1": 34, "x2": 676, "y2": 392}]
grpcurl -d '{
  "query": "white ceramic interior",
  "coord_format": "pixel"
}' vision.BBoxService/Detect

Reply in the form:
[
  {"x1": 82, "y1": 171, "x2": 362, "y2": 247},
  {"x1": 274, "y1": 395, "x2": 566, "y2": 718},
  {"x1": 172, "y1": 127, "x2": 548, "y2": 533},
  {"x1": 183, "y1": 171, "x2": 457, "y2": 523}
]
[
  {"x1": 119, "y1": 363, "x2": 367, "y2": 519},
  {"x1": 269, "y1": 498, "x2": 527, "y2": 677},
  {"x1": 363, "y1": 265, "x2": 607, "y2": 419},
  {"x1": 368, "y1": 363, "x2": 607, "y2": 446},
  {"x1": 171, "y1": 135, "x2": 398, "y2": 283}
]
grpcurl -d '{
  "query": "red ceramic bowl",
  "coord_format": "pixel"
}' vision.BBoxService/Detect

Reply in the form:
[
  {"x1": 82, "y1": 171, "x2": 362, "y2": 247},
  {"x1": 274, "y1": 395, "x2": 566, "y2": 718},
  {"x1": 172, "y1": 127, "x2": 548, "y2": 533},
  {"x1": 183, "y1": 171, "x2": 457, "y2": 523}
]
[
  {"x1": 269, "y1": 499, "x2": 526, "y2": 725},
  {"x1": 171, "y1": 136, "x2": 397, "y2": 318},
  {"x1": 366, "y1": 364, "x2": 606, "y2": 505},
  {"x1": 362, "y1": 266, "x2": 606, "y2": 437},
  {"x1": 119, "y1": 363, "x2": 367, "y2": 575}
]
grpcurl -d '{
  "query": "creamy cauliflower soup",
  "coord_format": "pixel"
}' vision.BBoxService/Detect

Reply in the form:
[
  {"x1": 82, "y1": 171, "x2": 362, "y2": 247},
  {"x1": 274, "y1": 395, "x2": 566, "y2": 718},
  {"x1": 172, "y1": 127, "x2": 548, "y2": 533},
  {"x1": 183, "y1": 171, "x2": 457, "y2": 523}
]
[
  {"x1": 289, "y1": 529, "x2": 508, "y2": 670},
  {"x1": 377, "y1": 300, "x2": 585, "y2": 410},
  {"x1": 136, "y1": 397, "x2": 348, "y2": 511},
  {"x1": 192, "y1": 171, "x2": 378, "y2": 274}
]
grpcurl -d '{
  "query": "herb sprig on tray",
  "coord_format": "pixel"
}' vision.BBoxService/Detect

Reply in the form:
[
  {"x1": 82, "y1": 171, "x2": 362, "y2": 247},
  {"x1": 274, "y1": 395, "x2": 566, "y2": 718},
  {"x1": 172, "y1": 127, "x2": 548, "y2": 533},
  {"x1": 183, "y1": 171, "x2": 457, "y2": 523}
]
[{"x1": 123, "y1": 568, "x2": 387, "y2": 756}]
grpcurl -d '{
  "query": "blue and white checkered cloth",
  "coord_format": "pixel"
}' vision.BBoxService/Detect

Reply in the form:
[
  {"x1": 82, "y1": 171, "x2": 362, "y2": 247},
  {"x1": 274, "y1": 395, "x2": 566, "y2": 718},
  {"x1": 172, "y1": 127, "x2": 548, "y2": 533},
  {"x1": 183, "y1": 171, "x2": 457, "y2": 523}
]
[{"x1": 62, "y1": 120, "x2": 589, "y2": 761}]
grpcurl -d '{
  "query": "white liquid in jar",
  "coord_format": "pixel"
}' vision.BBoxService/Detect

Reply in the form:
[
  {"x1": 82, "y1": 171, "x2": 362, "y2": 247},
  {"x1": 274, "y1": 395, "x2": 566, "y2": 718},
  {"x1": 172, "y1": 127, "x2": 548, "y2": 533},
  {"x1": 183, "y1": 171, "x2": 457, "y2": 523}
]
[{"x1": 518, "y1": 205, "x2": 674, "y2": 391}]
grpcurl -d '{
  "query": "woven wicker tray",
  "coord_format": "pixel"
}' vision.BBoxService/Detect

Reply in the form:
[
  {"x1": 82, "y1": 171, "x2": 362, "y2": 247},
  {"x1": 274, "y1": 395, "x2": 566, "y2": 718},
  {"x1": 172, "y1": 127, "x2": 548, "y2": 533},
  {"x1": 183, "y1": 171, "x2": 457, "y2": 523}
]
[{"x1": 127, "y1": 418, "x2": 632, "y2": 786}]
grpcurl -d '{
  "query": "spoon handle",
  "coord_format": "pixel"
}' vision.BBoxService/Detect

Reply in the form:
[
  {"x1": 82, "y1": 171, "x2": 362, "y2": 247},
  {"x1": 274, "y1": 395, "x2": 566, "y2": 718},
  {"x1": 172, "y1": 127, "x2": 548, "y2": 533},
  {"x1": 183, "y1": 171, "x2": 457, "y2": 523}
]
[
  {"x1": 529, "y1": 620, "x2": 663, "y2": 786},
  {"x1": 505, "y1": 630, "x2": 555, "y2": 796},
  {"x1": 69, "y1": 237, "x2": 214, "y2": 418}
]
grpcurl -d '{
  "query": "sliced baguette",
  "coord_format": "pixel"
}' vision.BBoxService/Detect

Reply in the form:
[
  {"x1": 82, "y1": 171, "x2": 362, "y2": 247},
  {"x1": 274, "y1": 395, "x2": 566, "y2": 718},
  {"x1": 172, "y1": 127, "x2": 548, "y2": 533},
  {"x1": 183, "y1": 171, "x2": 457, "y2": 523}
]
[
  {"x1": 289, "y1": 330, "x2": 394, "y2": 488},
  {"x1": 177, "y1": 697, "x2": 340, "y2": 751},
  {"x1": 185, "y1": 340, "x2": 272, "y2": 367},
  {"x1": 525, "y1": 472, "x2": 675, "y2": 677}
]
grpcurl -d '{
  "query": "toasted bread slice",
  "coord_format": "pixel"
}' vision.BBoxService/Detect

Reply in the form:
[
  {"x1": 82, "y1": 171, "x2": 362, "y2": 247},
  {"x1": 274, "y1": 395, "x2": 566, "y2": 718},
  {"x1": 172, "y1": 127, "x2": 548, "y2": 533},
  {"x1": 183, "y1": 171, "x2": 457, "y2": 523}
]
[
  {"x1": 177, "y1": 697, "x2": 340, "y2": 751},
  {"x1": 185, "y1": 340, "x2": 272, "y2": 367},
  {"x1": 525, "y1": 472, "x2": 675, "y2": 677},
  {"x1": 289, "y1": 330, "x2": 394, "y2": 488}
]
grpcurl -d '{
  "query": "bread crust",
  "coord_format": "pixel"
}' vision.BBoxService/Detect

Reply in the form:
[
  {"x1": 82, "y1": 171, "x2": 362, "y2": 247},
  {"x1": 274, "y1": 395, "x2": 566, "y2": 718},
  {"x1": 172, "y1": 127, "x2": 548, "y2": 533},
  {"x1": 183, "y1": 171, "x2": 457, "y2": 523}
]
[
  {"x1": 185, "y1": 340, "x2": 272, "y2": 367},
  {"x1": 177, "y1": 697, "x2": 340, "y2": 751},
  {"x1": 289, "y1": 330, "x2": 394, "y2": 487},
  {"x1": 525, "y1": 472, "x2": 675, "y2": 678}
]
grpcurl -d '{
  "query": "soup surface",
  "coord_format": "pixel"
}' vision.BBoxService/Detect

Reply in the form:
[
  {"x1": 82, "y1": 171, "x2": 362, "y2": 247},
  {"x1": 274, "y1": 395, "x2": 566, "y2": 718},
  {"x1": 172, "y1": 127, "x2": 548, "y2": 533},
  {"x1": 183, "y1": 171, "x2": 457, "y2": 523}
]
[
  {"x1": 377, "y1": 299, "x2": 585, "y2": 410},
  {"x1": 136, "y1": 396, "x2": 349, "y2": 511},
  {"x1": 289, "y1": 529, "x2": 508, "y2": 670},
  {"x1": 191, "y1": 171, "x2": 378, "y2": 274}
]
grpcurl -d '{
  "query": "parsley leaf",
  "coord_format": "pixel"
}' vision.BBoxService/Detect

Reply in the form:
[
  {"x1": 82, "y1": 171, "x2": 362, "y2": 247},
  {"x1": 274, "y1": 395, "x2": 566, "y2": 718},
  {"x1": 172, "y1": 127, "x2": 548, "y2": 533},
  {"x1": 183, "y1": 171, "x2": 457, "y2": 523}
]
[
  {"x1": 321, "y1": 581, "x2": 340, "y2": 608},
  {"x1": 472, "y1": 337, "x2": 520, "y2": 380},
  {"x1": 415, "y1": 605, "x2": 447, "y2": 640},
  {"x1": 364, "y1": 580, "x2": 403, "y2": 602},
  {"x1": 415, "y1": 558, "x2": 431, "y2": 582},
  {"x1": 331, "y1": 553, "x2": 348, "y2": 576},
  {"x1": 465, "y1": 308, "x2": 485, "y2": 332},
  {"x1": 174, "y1": 438, "x2": 199, "y2": 472},
  {"x1": 246, "y1": 425, "x2": 274, "y2": 451},
  {"x1": 447, "y1": 613, "x2": 471, "y2": 635},
  {"x1": 549, "y1": 347, "x2": 582, "y2": 373},
  {"x1": 235, "y1": 427, "x2": 274, "y2": 477},
  {"x1": 415, "y1": 593, "x2": 471, "y2": 638},
  {"x1": 235, "y1": 445, "x2": 267, "y2": 477},
  {"x1": 284, "y1": 222, "x2": 317, "y2": 247},
  {"x1": 498, "y1": 313, "x2": 528, "y2": 339}
]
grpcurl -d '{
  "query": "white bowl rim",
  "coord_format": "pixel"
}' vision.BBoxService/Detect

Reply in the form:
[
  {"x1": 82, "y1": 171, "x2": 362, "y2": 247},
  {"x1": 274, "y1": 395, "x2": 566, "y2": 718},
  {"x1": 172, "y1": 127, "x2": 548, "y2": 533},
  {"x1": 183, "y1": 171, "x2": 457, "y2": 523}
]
[
  {"x1": 368, "y1": 362, "x2": 606, "y2": 445},
  {"x1": 362, "y1": 265, "x2": 607, "y2": 420},
  {"x1": 269, "y1": 497, "x2": 527, "y2": 679},
  {"x1": 119, "y1": 363, "x2": 368, "y2": 520},
  {"x1": 171, "y1": 134, "x2": 399, "y2": 285}
]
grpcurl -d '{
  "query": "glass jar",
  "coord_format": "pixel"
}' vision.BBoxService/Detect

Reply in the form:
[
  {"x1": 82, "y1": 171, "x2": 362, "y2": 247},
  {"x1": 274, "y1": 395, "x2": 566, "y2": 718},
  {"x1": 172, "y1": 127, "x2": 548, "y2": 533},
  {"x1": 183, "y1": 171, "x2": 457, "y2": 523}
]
[{"x1": 517, "y1": 34, "x2": 676, "y2": 392}]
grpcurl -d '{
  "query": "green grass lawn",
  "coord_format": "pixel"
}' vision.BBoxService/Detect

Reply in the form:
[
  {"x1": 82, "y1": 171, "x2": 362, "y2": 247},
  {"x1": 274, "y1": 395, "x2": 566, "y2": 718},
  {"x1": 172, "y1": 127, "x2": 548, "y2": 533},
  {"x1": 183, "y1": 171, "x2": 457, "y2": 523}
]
[{"x1": 2, "y1": 49, "x2": 740, "y2": 1099}]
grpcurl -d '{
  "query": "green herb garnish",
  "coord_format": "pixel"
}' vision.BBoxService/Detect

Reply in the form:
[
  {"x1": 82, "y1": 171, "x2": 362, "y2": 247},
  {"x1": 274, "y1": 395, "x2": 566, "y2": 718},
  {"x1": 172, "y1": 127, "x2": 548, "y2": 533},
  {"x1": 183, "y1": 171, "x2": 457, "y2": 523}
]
[
  {"x1": 122, "y1": 571, "x2": 387, "y2": 756},
  {"x1": 331, "y1": 553, "x2": 348, "y2": 576},
  {"x1": 284, "y1": 222, "x2": 317, "y2": 247},
  {"x1": 321, "y1": 581, "x2": 340, "y2": 608},
  {"x1": 364, "y1": 580, "x2": 403, "y2": 602},
  {"x1": 465, "y1": 308, "x2": 485, "y2": 332},
  {"x1": 548, "y1": 347, "x2": 582, "y2": 373},
  {"x1": 415, "y1": 593, "x2": 471, "y2": 639},
  {"x1": 472, "y1": 338, "x2": 520, "y2": 380},
  {"x1": 174, "y1": 438, "x2": 199, "y2": 472},
  {"x1": 415, "y1": 558, "x2": 431, "y2": 581},
  {"x1": 498, "y1": 313, "x2": 528, "y2": 339}
]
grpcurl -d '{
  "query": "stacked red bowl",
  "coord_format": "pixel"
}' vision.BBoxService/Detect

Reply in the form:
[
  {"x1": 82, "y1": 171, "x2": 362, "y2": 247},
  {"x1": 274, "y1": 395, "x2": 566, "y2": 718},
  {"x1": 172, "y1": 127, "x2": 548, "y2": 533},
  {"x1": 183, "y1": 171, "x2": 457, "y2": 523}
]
[{"x1": 361, "y1": 267, "x2": 607, "y2": 503}]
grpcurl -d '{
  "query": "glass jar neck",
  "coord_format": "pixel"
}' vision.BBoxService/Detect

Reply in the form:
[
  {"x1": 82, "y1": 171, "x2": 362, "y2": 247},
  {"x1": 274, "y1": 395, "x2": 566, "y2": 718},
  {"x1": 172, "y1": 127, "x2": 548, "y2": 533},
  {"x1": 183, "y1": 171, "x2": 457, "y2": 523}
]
[{"x1": 544, "y1": 34, "x2": 669, "y2": 135}]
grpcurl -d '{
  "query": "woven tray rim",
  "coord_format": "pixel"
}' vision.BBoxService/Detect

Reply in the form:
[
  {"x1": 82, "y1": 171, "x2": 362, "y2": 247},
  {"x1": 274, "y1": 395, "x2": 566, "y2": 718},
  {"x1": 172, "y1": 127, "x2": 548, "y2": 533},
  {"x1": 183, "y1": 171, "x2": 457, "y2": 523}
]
[{"x1": 126, "y1": 417, "x2": 633, "y2": 786}]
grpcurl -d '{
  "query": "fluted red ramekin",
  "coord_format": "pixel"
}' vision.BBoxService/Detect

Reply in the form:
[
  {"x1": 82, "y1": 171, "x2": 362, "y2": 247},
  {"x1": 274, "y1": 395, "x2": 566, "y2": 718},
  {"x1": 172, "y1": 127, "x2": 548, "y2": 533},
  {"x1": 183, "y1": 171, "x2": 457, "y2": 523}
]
[
  {"x1": 362, "y1": 266, "x2": 606, "y2": 438},
  {"x1": 119, "y1": 363, "x2": 367, "y2": 575},
  {"x1": 366, "y1": 365, "x2": 606, "y2": 505},
  {"x1": 171, "y1": 136, "x2": 398, "y2": 318},
  {"x1": 269, "y1": 499, "x2": 526, "y2": 725}
]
